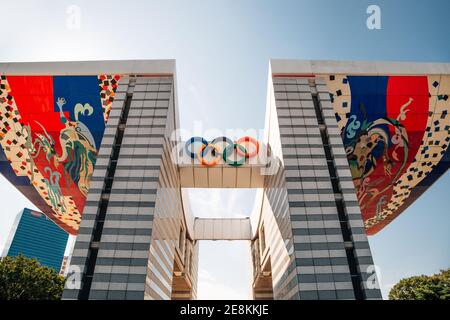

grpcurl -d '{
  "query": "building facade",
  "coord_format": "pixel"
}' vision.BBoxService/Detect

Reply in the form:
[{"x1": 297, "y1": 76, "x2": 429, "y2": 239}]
[
  {"x1": 252, "y1": 69, "x2": 378, "y2": 300},
  {"x1": 2, "y1": 208, "x2": 69, "y2": 272},
  {"x1": 0, "y1": 60, "x2": 448, "y2": 300}
]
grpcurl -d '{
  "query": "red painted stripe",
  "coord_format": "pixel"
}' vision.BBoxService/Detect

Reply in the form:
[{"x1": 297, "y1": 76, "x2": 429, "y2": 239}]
[
  {"x1": 7, "y1": 76, "x2": 85, "y2": 234},
  {"x1": 386, "y1": 76, "x2": 428, "y2": 165}
]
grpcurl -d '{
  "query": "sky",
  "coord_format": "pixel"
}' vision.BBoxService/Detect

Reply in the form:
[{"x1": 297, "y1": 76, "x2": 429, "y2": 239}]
[{"x1": 0, "y1": 0, "x2": 449, "y2": 299}]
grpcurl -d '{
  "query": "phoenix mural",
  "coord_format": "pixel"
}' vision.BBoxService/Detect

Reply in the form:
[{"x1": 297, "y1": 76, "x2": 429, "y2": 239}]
[
  {"x1": 0, "y1": 75, "x2": 120, "y2": 234},
  {"x1": 326, "y1": 75, "x2": 450, "y2": 234}
]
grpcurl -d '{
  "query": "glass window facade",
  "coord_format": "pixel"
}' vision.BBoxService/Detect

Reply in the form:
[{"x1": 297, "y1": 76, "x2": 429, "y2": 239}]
[{"x1": 4, "y1": 208, "x2": 69, "y2": 272}]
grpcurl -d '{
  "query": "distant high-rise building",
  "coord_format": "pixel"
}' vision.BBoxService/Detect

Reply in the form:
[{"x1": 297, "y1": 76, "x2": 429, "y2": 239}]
[{"x1": 2, "y1": 208, "x2": 69, "y2": 272}]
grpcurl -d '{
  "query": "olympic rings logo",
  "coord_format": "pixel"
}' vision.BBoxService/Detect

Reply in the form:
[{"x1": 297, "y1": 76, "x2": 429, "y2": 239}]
[{"x1": 185, "y1": 136, "x2": 260, "y2": 167}]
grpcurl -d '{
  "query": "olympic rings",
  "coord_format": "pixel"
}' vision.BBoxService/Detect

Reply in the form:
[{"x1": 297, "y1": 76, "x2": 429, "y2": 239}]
[
  {"x1": 209, "y1": 136, "x2": 234, "y2": 156},
  {"x1": 223, "y1": 143, "x2": 247, "y2": 167},
  {"x1": 236, "y1": 136, "x2": 259, "y2": 158},
  {"x1": 185, "y1": 137, "x2": 208, "y2": 158},
  {"x1": 185, "y1": 136, "x2": 260, "y2": 167},
  {"x1": 197, "y1": 144, "x2": 221, "y2": 166}
]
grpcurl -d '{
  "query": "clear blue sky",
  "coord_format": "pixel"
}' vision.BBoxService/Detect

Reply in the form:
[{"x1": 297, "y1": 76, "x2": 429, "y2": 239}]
[{"x1": 0, "y1": 0, "x2": 449, "y2": 299}]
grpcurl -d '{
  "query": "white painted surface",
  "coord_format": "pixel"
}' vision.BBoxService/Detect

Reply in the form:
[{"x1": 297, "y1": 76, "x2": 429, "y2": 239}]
[
  {"x1": 270, "y1": 59, "x2": 450, "y2": 75},
  {"x1": 0, "y1": 59, "x2": 176, "y2": 75}
]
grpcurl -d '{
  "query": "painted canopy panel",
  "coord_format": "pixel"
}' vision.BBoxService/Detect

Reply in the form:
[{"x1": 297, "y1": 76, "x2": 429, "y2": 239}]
[
  {"x1": 326, "y1": 75, "x2": 450, "y2": 235},
  {"x1": 0, "y1": 75, "x2": 120, "y2": 234}
]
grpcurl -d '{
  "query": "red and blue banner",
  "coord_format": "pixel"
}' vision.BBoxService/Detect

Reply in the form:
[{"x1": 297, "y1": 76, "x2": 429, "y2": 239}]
[
  {"x1": 327, "y1": 75, "x2": 450, "y2": 234},
  {"x1": 0, "y1": 74, "x2": 119, "y2": 234}
]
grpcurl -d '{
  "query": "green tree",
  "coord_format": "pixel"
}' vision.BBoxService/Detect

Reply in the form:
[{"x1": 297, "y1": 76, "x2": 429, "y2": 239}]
[
  {"x1": 389, "y1": 269, "x2": 450, "y2": 300},
  {"x1": 0, "y1": 254, "x2": 65, "y2": 300}
]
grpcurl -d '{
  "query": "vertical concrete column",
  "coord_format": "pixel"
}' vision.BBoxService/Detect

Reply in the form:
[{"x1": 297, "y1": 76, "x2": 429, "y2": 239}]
[{"x1": 63, "y1": 75, "x2": 188, "y2": 300}]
